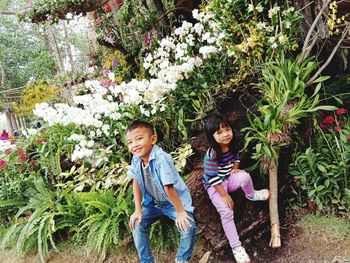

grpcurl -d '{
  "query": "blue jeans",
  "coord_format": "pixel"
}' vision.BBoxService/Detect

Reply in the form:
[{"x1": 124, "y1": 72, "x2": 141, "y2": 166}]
[{"x1": 132, "y1": 201, "x2": 196, "y2": 263}]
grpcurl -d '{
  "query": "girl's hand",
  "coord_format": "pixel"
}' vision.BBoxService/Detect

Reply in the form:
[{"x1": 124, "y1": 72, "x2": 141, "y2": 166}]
[
  {"x1": 175, "y1": 211, "x2": 194, "y2": 232},
  {"x1": 129, "y1": 209, "x2": 142, "y2": 230},
  {"x1": 230, "y1": 168, "x2": 243, "y2": 175},
  {"x1": 221, "y1": 193, "x2": 234, "y2": 209}
]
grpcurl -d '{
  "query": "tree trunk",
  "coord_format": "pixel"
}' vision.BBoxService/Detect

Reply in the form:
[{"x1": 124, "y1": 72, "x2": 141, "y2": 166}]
[
  {"x1": 45, "y1": 24, "x2": 65, "y2": 74},
  {"x1": 0, "y1": 60, "x2": 5, "y2": 85},
  {"x1": 5, "y1": 110, "x2": 13, "y2": 132},
  {"x1": 63, "y1": 21, "x2": 75, "y2": 73},
  {"x1": 268, "y1": 157, "x2": 281, "y2": 248},
  {"x1": 86, "y1": 12, "x2": 98, "y2": 55},
  {"x1": 186, "y1": 133, "x2": 270, "y2": 253}
]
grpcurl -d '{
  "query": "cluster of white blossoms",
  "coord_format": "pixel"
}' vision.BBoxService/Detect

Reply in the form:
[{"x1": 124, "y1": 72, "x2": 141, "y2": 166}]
[
  {"x1": 143, "y1": 9, "x2": 224, "y2": 82},
  {"x1": 0, "y1": 140, "x2": 16, "y2": 153},
  {"x1": 32, "y1": 9, "x2": 226, "y2": 161},
  {"x1": 68, "y1": 134, "x2": 94, "y2": 161}
]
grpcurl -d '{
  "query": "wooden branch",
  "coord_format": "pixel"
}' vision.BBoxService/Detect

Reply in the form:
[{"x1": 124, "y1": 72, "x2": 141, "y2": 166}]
[
  {"x1": 306, "y1": 23, "x2": 350, "y2": 86},
  {"x1": 0, "y1": 11, "x2": 17, "y2": 16},
  {"x1": 299, "y1": 0, "x2": 330, "y2": 64}
]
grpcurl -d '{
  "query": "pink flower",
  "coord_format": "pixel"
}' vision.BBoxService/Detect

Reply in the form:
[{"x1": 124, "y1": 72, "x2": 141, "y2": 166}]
[
  {"x1": 335, "y1": 126, "x2": 341, "y2": 132},
  {"x1": 18, "y1": 149, "x2": 26, "y2": 163},
  {"x1": 336, "y1": 108, "x2": 346, "y2": 115},
  {"x1": 323, "y1": 116, "x2": 335, "y2": 124},
  {"x1": 0, "y1": 159, "x2": 7, "y2": 169}
]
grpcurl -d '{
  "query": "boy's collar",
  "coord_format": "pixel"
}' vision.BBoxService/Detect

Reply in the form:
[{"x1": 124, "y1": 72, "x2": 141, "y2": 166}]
[
  {"x1": 148, "y1": 144, "x2": 159, "y2": 162},
  {"x1": 136, "y1": 144, "x2": 159, "y2": 163}
]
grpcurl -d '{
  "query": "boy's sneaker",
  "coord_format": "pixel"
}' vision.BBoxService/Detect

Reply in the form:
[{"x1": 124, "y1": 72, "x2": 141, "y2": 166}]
[
  {"x1": 232, "y1": 246, "x2": 251, "y2": 263},
  {"x1": 175, "y1": 259, "x2": 189, "y2": 263},
  {"x1": 247, "y1": 189, "x2": 270, "y2": 201}
]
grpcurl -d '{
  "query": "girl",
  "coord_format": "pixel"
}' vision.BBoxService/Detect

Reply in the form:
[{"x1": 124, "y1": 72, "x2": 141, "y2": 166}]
[{"x1": 203, "y1": 114, "x2": 270, "y2": 263}]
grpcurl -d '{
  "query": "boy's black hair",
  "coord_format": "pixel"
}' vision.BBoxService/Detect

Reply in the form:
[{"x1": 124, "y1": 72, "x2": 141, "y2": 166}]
[
  {"x1": 205, "y1": 114, "x2": 238, "y2": 161},
  {"x1": 126, "y1": 120, "x2": 154, "y2": 135}
]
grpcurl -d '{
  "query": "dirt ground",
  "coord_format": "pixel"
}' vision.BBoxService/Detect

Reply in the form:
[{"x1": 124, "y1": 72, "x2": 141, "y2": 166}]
[{"x1": 1, "y1": 209, "x2": 350, "y2": 263}]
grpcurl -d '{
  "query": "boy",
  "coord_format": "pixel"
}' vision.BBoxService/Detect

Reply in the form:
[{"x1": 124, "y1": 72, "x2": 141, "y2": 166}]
[{"x1": 126, "y1": 120, "x2": 196, "y2": 263}]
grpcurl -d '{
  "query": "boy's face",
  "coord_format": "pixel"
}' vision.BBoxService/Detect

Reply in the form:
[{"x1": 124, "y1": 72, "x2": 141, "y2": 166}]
[{"x1": 126, "y1": 127, "x2": 157, "y2": 163}]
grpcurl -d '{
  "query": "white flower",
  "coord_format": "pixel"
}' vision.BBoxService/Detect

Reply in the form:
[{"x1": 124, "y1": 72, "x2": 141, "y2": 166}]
[
  {"x1": 256, "y1": 5, "x2": 264, "y2": 12},
  {"x1": 248, "y1": 4, "x2": 254, "y2": 12},
  {"x1": 108, "y1": 72, "x2": 115, "y2": 81},
  {"x1": 268, "y1": 6, "x2": 280, "y2": 18},
  {"x1": 271, "y1": 42, "x2": 278, "y2": 49}
]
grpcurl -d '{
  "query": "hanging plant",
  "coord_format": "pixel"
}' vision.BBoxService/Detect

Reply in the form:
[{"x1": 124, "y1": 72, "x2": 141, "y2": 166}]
[{"x1": 18, "y1": 0, "x2": 109, "y2": 23}]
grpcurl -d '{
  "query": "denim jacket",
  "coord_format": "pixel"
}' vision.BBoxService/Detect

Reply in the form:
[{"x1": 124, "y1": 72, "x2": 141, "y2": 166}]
[{"x1": 128, "y1": 145, "x2": 194, "y2": 213}]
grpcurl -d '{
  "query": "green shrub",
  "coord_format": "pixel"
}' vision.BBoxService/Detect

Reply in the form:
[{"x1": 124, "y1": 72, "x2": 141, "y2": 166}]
[{"x1": 290, "y1": 110, "x2": 350, "y2": 212}]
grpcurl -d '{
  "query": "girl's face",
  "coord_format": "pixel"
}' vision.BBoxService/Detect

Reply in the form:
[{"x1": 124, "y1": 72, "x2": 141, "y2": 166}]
[{"x1": 213, "y1": 123, "x2": 233, "y2": 148}]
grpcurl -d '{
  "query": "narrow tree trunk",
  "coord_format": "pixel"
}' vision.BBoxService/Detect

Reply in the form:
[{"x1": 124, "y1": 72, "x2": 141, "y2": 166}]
[
  {"x1": 63, "y1": 21, "x2": 75, "y2": 73},
  {"x1": 86, "y1": 12, "x2": 98, "y2": 55},
  {"x1": 0, "y1": 60, "x2": 5, "y2": 85},
  {"x1": 5, "y1": 110, "x2": 13, "y2": 132},
  {"x1": 268, "y1": 157, "x2": 281, "y2": 248},
  {"x1": 46, "y1": 24, "x2": 65, "y2": 74}
]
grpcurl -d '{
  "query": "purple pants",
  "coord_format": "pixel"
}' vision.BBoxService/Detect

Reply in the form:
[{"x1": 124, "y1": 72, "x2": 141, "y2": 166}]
[{"x1": 207, "y1": 171, "x2": 254, "y2": 248}]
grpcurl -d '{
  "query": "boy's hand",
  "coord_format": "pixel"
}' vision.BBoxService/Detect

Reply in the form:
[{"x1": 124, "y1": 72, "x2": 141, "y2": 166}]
[
  {"x1": 221, "y1": 193, "x2": 234, "y2": 209},
  {"x1": 129, "y1": 210, "x2": 142, "y2": 230},
  {"x1": 175, "y1": 211, "x2": 194, "y2": 232}
]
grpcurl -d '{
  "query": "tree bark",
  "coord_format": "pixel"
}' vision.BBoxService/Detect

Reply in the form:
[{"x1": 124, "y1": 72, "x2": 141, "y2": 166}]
[
  {"x1": 0, "y1": 61, "x2": 5, "y2": 85},
  {"x1": 45, "y1": 23, "x2": 65, "y2": 74},
  {"x1": 86, "y1": 12, "x2": 98, "y2": 55},
  {"x1": 268, "y1": 157, "x2": 281, "y2": 248},
  {"x1": 186, "y1": 133, "x2": 270, "y2": 253},
  {"x1": 63, "y1": 21, "x2": 75, "y2": 73}
]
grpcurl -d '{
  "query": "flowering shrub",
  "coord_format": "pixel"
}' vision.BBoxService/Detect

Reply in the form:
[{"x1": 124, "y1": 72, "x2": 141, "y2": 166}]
[
  {"x1": 18, "y1": 0, "x2": 85, "y2": 23},
  {"x1": 12, "y1": 80, "x2": 61, "y2": 116},
  {"x1": 208, "y1": 0, "x2": 301, "y2": 81},
  {"x1": 290, "y1": 108, "x2": 350, "y2": 212}
]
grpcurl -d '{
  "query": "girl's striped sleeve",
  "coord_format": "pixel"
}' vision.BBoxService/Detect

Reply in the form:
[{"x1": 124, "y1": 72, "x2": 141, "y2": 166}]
[{"x1": 203, "y1": 149, "x2": 223, "y2": 188}]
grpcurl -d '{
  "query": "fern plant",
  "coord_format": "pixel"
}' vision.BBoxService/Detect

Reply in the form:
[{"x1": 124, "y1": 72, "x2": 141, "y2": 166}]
[
  {"x1": 149, "y1": 219, "x2": 178, "y2": 252},
  {"x1": 77, "y1": 184, "x2": 133, "y2": 259},
  {"x1": 0, "y1": 178, "x2": 74, "y2": 263}
]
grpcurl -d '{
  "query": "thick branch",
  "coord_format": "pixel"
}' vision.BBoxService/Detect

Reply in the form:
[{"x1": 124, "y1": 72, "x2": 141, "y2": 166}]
[{"x1": 306, "y1": 23, "x2": 350, "y2": 86}]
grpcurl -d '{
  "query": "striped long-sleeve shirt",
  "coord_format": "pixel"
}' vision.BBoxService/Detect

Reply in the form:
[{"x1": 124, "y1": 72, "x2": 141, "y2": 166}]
[{"x1": 202, "y1": 148, "x2": 240, "y2": 190}]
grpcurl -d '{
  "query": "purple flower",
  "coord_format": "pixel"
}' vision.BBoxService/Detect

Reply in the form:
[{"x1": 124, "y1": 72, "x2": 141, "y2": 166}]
[
  {"x1": 144, "y1": 31, "x2": 153, "y2": 46},
  {"x1": 112, "y1": 57, "x2": 119, "y2": 68},
  {"x1": 101, "y1": 69, "x2": 111, "y2": 75}
]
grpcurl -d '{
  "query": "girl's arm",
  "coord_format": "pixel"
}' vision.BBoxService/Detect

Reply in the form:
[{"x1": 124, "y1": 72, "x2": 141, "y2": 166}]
[
  {"x1": 214, "y1": 183, "x2": 234, "y2": 209},
  {"x1": 164, "y1": 184, "x2": 194, "y2": 231}
]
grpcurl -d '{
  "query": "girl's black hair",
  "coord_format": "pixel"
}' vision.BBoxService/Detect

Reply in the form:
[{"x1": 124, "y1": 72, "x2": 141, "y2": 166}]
[{"x1": 205, "y1": 114, "x2": 238, "y2": 161}]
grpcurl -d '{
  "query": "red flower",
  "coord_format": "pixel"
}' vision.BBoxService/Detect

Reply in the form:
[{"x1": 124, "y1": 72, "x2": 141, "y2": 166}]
[
  {"x1": 320, "y1": 124, "x2": 327, "y2": 129},
  {"x1": 0, "y1": 159, "x2": 7, "y2": 169},
  {"x1": 42, "y1": 138, "x2": 48, "y2": 143},
  {"x1": 323, "y1": 116, "x2": 335, "y2": 124},
  {"x1": 293, "y1": 178, "x2": 300, "y2": 185},
  {"x1": 338, "y1": 120, "x2": 345, "y2": 126},
  {"x1": 335, "y1": 126, "x2": 341, "y2": 132},
  {"x1": 18, "y1": 150, "x2": 26, "y2": 163},
  {"x1": 102, "y1": 3, "x2": 112, "y2": 12},
  {"x1": 336, "y1": 108, "x2": 346, "y2": 115}
]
